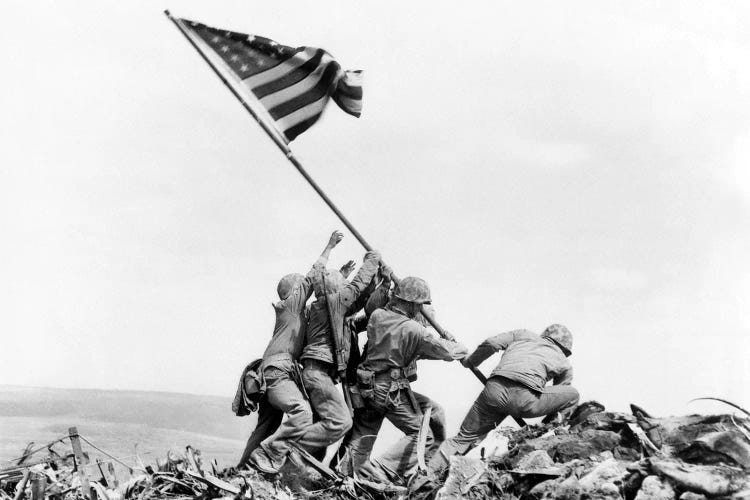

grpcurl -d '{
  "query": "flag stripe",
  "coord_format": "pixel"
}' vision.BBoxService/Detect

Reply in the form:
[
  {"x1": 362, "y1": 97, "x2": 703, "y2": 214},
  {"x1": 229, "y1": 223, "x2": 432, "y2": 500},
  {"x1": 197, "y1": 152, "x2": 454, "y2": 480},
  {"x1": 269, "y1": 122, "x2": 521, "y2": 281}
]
[
  {"x1": 259, "y1": 57, "x2": 335, "y2": 110},
  {"x1": 283, "y1": 115, "x2": 323, "y2": 142},
  {"x1": 337, "y1": 78, "x2": 363, "y2": 100},
  {"x1": 251, "y1": 49, "x2": 325, "y2": 99},
  {"x1": 332, "y1": 94, "x2": 362, "y2": 117},
  {"x1": 243, "y1": 47, "x2": 318, "y2": 89},
  {"x1": 276, "y1": 95, "x2": 328, "y2": 132},
  {"x1": 266, "y1": 63, "x2": 339, "y2": 120}
]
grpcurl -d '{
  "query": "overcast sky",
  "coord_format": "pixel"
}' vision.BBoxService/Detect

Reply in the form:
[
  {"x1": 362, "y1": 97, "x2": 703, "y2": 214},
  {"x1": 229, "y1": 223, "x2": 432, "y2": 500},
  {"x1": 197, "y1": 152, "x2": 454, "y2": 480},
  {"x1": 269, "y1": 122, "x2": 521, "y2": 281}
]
[{"x1": 1, "y1": 1, "x2": 749, "y2": 428}]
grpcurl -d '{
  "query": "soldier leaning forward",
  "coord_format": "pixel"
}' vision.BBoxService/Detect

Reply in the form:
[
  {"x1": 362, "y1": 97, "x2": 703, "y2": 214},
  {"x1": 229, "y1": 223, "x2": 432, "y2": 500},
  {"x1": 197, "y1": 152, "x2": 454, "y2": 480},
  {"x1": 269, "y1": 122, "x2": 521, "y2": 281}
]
[{"x1": 346, "y1": 277, "x2": 467, "y2": 480}]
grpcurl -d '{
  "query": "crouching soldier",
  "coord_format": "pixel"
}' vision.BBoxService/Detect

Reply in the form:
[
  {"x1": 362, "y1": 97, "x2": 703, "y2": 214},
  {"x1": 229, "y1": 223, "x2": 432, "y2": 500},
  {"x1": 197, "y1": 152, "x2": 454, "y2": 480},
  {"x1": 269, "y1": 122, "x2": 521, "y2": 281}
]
[
  {"x1": 347, "y1": 277, "x2": 468, "y2": 480},
  {"x1": 427, "y1": 324, "x2": 580, "y2": 475},
  {"x1": 243, "y1": 231, "x2": 343, "y2": 473},
  {"x1": 297, "y1": 249, "x2": 383, "y2": 457}
]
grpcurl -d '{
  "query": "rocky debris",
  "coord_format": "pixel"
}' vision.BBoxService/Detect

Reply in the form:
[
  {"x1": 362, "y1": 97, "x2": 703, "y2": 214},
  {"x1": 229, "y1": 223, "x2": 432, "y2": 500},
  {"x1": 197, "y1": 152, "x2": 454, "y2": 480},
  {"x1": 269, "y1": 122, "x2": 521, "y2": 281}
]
[
  {"x1": 634, "y1": 475, "x2": 675, "y2": 500},
  {"x1": 649, "y1": 459, "x2": 747, "y2": 497},
  {"x1": 2, "y1": 401, "x2": 749, "y2": 499},
  {"x1": 435, "y1": 456, "x2": 488, "y2": 500},
  {"x1": 428, "y1": 401, "x2": 750, "y2": 500}
]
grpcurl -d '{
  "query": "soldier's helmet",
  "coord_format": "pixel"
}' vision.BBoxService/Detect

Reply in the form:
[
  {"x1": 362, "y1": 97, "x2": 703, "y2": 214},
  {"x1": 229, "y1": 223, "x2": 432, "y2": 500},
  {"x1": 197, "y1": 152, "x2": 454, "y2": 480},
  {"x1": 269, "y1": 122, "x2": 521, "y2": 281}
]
[
  {"x1": 542, "y1": 324, "x2": 573, "y2": 355},
  {"x1": 277, "y1": 273, "x2": 305, "y2": 300},
  {"x1": 393, "y1": 277, "x2": 432, "y2": 304},
  {"x1": 312, "y1": 269, "x2": 348, "y2": 296}
]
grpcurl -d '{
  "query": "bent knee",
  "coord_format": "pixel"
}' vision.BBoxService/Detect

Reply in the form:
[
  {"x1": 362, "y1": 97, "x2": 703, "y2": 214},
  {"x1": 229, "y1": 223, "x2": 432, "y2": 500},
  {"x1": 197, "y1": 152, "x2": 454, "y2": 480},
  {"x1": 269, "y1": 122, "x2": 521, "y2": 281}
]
[
  {"x1": 567, "y1": 387, "x2": 581, "y2": 406},
  {"x1": 323, "y1": 413, "x2": 353, "y2": 439}
]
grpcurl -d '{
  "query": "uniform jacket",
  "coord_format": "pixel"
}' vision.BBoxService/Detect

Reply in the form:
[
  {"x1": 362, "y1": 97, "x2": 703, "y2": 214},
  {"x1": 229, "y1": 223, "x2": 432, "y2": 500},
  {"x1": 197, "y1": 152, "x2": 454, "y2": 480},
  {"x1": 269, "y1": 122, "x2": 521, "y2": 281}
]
[
  {"x1": 466, "y1": 329, "x2": 573, "y2": 392},
  {"x1": 301, "y1": 254, "x2": 380, "y2": 372},
  {"x1": 262, "y1": 259, "x2": 325, "y2": 371},
  {"x1": 359, "y1": 305, "x2": 468, "y2": 377}
]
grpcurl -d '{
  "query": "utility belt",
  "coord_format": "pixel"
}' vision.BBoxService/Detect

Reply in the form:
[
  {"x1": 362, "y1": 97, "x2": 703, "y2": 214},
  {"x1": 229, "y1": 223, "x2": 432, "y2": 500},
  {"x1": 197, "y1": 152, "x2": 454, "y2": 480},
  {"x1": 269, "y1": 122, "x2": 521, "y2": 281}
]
[
  {"x1": 354, "y1": 367, "x2": 419, "y2": 411},
  {"x1": 262, "y1": 354, "x2": 309, "y2": 400}
]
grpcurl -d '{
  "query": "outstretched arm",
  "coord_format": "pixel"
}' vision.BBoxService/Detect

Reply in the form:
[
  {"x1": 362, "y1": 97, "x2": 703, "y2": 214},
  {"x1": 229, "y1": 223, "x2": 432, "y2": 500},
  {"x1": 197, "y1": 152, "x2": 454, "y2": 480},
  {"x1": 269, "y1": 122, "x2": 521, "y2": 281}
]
[
  {"x1": 416, "y1": 330, "x2": 469, "y2": 361},
  {"x1": 339, "y1": 250, "x2": 381, "y2": 305},
  {"x1": 464, "y1": 329, "x2": 537, "y2": 368},
  {"x1": 287, "y1": 231, "x2": 344, "y2": 311},
  {"x1": 315, "y1": 230, "x2": 344, "y2": 268}
]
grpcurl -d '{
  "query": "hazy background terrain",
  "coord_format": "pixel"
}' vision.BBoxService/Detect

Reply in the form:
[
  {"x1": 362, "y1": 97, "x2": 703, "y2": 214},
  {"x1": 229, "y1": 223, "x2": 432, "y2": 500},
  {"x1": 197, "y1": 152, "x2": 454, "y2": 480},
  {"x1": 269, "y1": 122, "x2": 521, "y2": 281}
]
[
  {"x1": 0, "y1": 386, "x2": 247, "y2": 466},
  {"x1": 1, "y1": 1, "x2": 748, "y2": 460}
]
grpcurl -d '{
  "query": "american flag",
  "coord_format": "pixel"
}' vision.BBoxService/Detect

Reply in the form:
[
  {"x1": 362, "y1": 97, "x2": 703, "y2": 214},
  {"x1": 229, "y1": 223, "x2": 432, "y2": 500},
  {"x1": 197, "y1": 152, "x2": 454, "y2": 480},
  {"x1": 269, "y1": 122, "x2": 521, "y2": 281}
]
[{"x1": 176, "y1": 18, "x2": 363, "y2": 142}]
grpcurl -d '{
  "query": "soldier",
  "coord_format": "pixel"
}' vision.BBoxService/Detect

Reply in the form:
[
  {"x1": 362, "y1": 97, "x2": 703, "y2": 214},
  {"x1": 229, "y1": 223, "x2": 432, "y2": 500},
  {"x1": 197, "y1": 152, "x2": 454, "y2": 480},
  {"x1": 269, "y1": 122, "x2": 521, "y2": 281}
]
[
  {"x1": 346, "y1": 277, "x2": 468, "y2": 480},
  {"x1": 364, "y1": 305, "x2": 447, "y2": 479},
  {"x1": 297, "y1": 249, "x2": 383, "y2": 458},
  {"x1": 427, "y1": 324, "x2": 579, "y2": 475},
  {"x1": 244, "y1": 230, "x2": 344, "y2": 473}
]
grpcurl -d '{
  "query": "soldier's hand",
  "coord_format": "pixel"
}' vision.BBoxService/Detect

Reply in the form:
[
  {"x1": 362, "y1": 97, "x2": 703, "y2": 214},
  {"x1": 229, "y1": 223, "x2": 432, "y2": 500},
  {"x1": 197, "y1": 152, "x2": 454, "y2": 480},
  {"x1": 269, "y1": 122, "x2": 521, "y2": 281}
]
[
  {"x1": 339, "y1": 260, "x2": 356, "y2": 279},
  {"x1": 328, "y1": 230, "x2": 344, "y2": 247},
  {"x1": 442, "y1": 330, "x2": 456, "y2": 342},
  {"x1": 379, "y1": 263, "x2": 394, "y2": 282},
  {"x1": 364, "y1": 250, "x2": 381, "y2": 262}
]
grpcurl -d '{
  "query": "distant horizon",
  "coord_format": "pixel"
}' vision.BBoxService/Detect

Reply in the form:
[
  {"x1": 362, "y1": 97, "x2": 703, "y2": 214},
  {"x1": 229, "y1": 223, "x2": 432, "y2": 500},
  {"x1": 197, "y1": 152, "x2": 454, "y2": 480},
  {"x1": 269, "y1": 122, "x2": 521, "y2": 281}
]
[
  {"x1": 0, "y1": 383, "x2": 232, "y2": 401},
  {"x1": 1, "y1": 383, "x2": 743, "y2": 420}
]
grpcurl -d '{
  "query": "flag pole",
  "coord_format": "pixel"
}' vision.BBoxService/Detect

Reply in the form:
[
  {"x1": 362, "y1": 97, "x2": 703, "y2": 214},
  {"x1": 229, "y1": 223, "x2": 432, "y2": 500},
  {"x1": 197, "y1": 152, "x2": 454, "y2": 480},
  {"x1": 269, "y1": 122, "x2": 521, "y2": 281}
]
[{"x1": 165, "y1": 12, "x2": 526, "y2": 424}]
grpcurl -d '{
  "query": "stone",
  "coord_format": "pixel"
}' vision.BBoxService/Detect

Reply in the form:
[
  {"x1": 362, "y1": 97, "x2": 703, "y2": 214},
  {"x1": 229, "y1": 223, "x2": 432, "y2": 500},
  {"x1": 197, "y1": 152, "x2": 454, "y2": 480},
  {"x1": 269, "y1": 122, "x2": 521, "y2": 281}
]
[
  {"x1": 514, "y1": 430, "x2": 621, "y2": 463},
  {"x1": 529, "y1": 475, "x2": 582, "y2": 500},
  {"x1": 678, "y1": 430, "x2": 750, "y2": 469},
  {"x1": 578, "y1": 458, "x2": 628, "y2": 490},
  {"x1": 516, "y1": 450, "x2": 556, "y2": 471},
  {"x1": 678, "y1": 493, "x2": 707, "y2": 500},
  {"x1": 466, "y1": 429, "x2": 510, "y2": 460},
  {"x1": 634, "y1": 475, "x2": 675, "y2": 500},
  {"x1": 436, "y1": 456, "x2": 487, "y2": 500},
  {"x1": 650, "y1": 458, "x2": 748, "y2": 497}
]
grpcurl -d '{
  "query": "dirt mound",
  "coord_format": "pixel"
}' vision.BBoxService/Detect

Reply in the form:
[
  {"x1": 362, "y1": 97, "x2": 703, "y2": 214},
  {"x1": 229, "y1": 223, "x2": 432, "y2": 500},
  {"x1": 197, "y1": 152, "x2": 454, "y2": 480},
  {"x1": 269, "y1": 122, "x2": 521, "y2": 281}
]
[{"x1": 2, "y1": 402, "x2": 749, "y2": 499}]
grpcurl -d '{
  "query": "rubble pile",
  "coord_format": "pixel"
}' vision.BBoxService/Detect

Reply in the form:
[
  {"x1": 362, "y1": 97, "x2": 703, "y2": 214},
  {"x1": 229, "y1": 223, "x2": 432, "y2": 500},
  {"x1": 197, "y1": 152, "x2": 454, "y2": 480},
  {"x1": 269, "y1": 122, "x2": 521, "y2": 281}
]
[
  {"x1": 420, "y1": 402, "x2": 750, "y2": 500},
  {"x1": 2, "y1": 402, "x2": 749, "y2": 500}
]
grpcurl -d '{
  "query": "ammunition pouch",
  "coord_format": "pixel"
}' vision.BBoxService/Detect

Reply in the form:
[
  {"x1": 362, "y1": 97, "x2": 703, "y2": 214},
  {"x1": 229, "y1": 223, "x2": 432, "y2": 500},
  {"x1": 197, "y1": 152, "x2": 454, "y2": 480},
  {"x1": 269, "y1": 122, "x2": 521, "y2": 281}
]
[
  {"x1": 346, "y1": 382, "x2": 366, "y2": 409},
  {"x1": 356, "y1": 368, "x2": 375, "y2": 400},
  {"x1": 356, "y1": 367, "x2": 419, "y2": 411}
]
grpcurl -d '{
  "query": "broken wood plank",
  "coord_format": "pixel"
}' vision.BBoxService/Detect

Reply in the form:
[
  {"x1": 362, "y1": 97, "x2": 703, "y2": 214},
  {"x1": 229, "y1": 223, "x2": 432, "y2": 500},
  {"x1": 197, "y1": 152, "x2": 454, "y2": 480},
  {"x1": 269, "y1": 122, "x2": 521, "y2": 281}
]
[
  {"x1": 68, "y1": 427, "x2": 91, "y2": 499},
  {"x1": 287, "y1": 443, "x2": 339, "y2": 480},
  {"x1": 416, "y1": 406, "x2": 433, "y2": 471},
  {"x1": 106, "y1": 462, "x2": 118, "y2": 488},
  {"x1": 12, "y1": 469, "x2": 30, "y2": 500},
  {"x1": 29, "y1": 473, "x2": 45, "y2": 500},
  {"x1": 16, "y1": 443, "x2": 34, "y2": 466}
]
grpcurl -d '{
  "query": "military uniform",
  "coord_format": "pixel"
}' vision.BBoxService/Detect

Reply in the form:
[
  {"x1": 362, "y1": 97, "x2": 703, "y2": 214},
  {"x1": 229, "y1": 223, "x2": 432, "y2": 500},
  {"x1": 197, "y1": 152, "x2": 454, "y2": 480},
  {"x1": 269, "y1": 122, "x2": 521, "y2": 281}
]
[
  {"x1": 428, "y1": 328, "x2": 579, "y2": 474},
  {"x1": 298, "y1": 252, "x2": 381, "y2": 452},
  {"x1": 347, "y1": 304, "x2": 468, "y2": 477}
]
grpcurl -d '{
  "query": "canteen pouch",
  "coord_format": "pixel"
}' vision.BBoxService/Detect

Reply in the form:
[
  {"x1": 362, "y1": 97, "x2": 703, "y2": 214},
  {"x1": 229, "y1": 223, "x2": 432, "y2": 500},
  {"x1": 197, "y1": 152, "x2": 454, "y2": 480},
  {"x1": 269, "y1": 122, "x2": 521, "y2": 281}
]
[{"x1": 356, "y1": 368, "x2": 375, "y2": 400}]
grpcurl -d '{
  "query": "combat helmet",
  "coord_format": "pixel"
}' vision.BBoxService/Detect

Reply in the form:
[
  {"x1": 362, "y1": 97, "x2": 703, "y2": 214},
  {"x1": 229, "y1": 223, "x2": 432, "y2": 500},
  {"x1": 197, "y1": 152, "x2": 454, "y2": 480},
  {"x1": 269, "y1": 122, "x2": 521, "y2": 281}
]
[
  {"x1": 393, "y1": 277, "x2": 432, "y2": 304},
  {"x1": 542, "y1": 324, "x2": 573, "y2": 356},
  {"x1": 277, "y1": 273, "x2": 305, "y2": 300}
]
